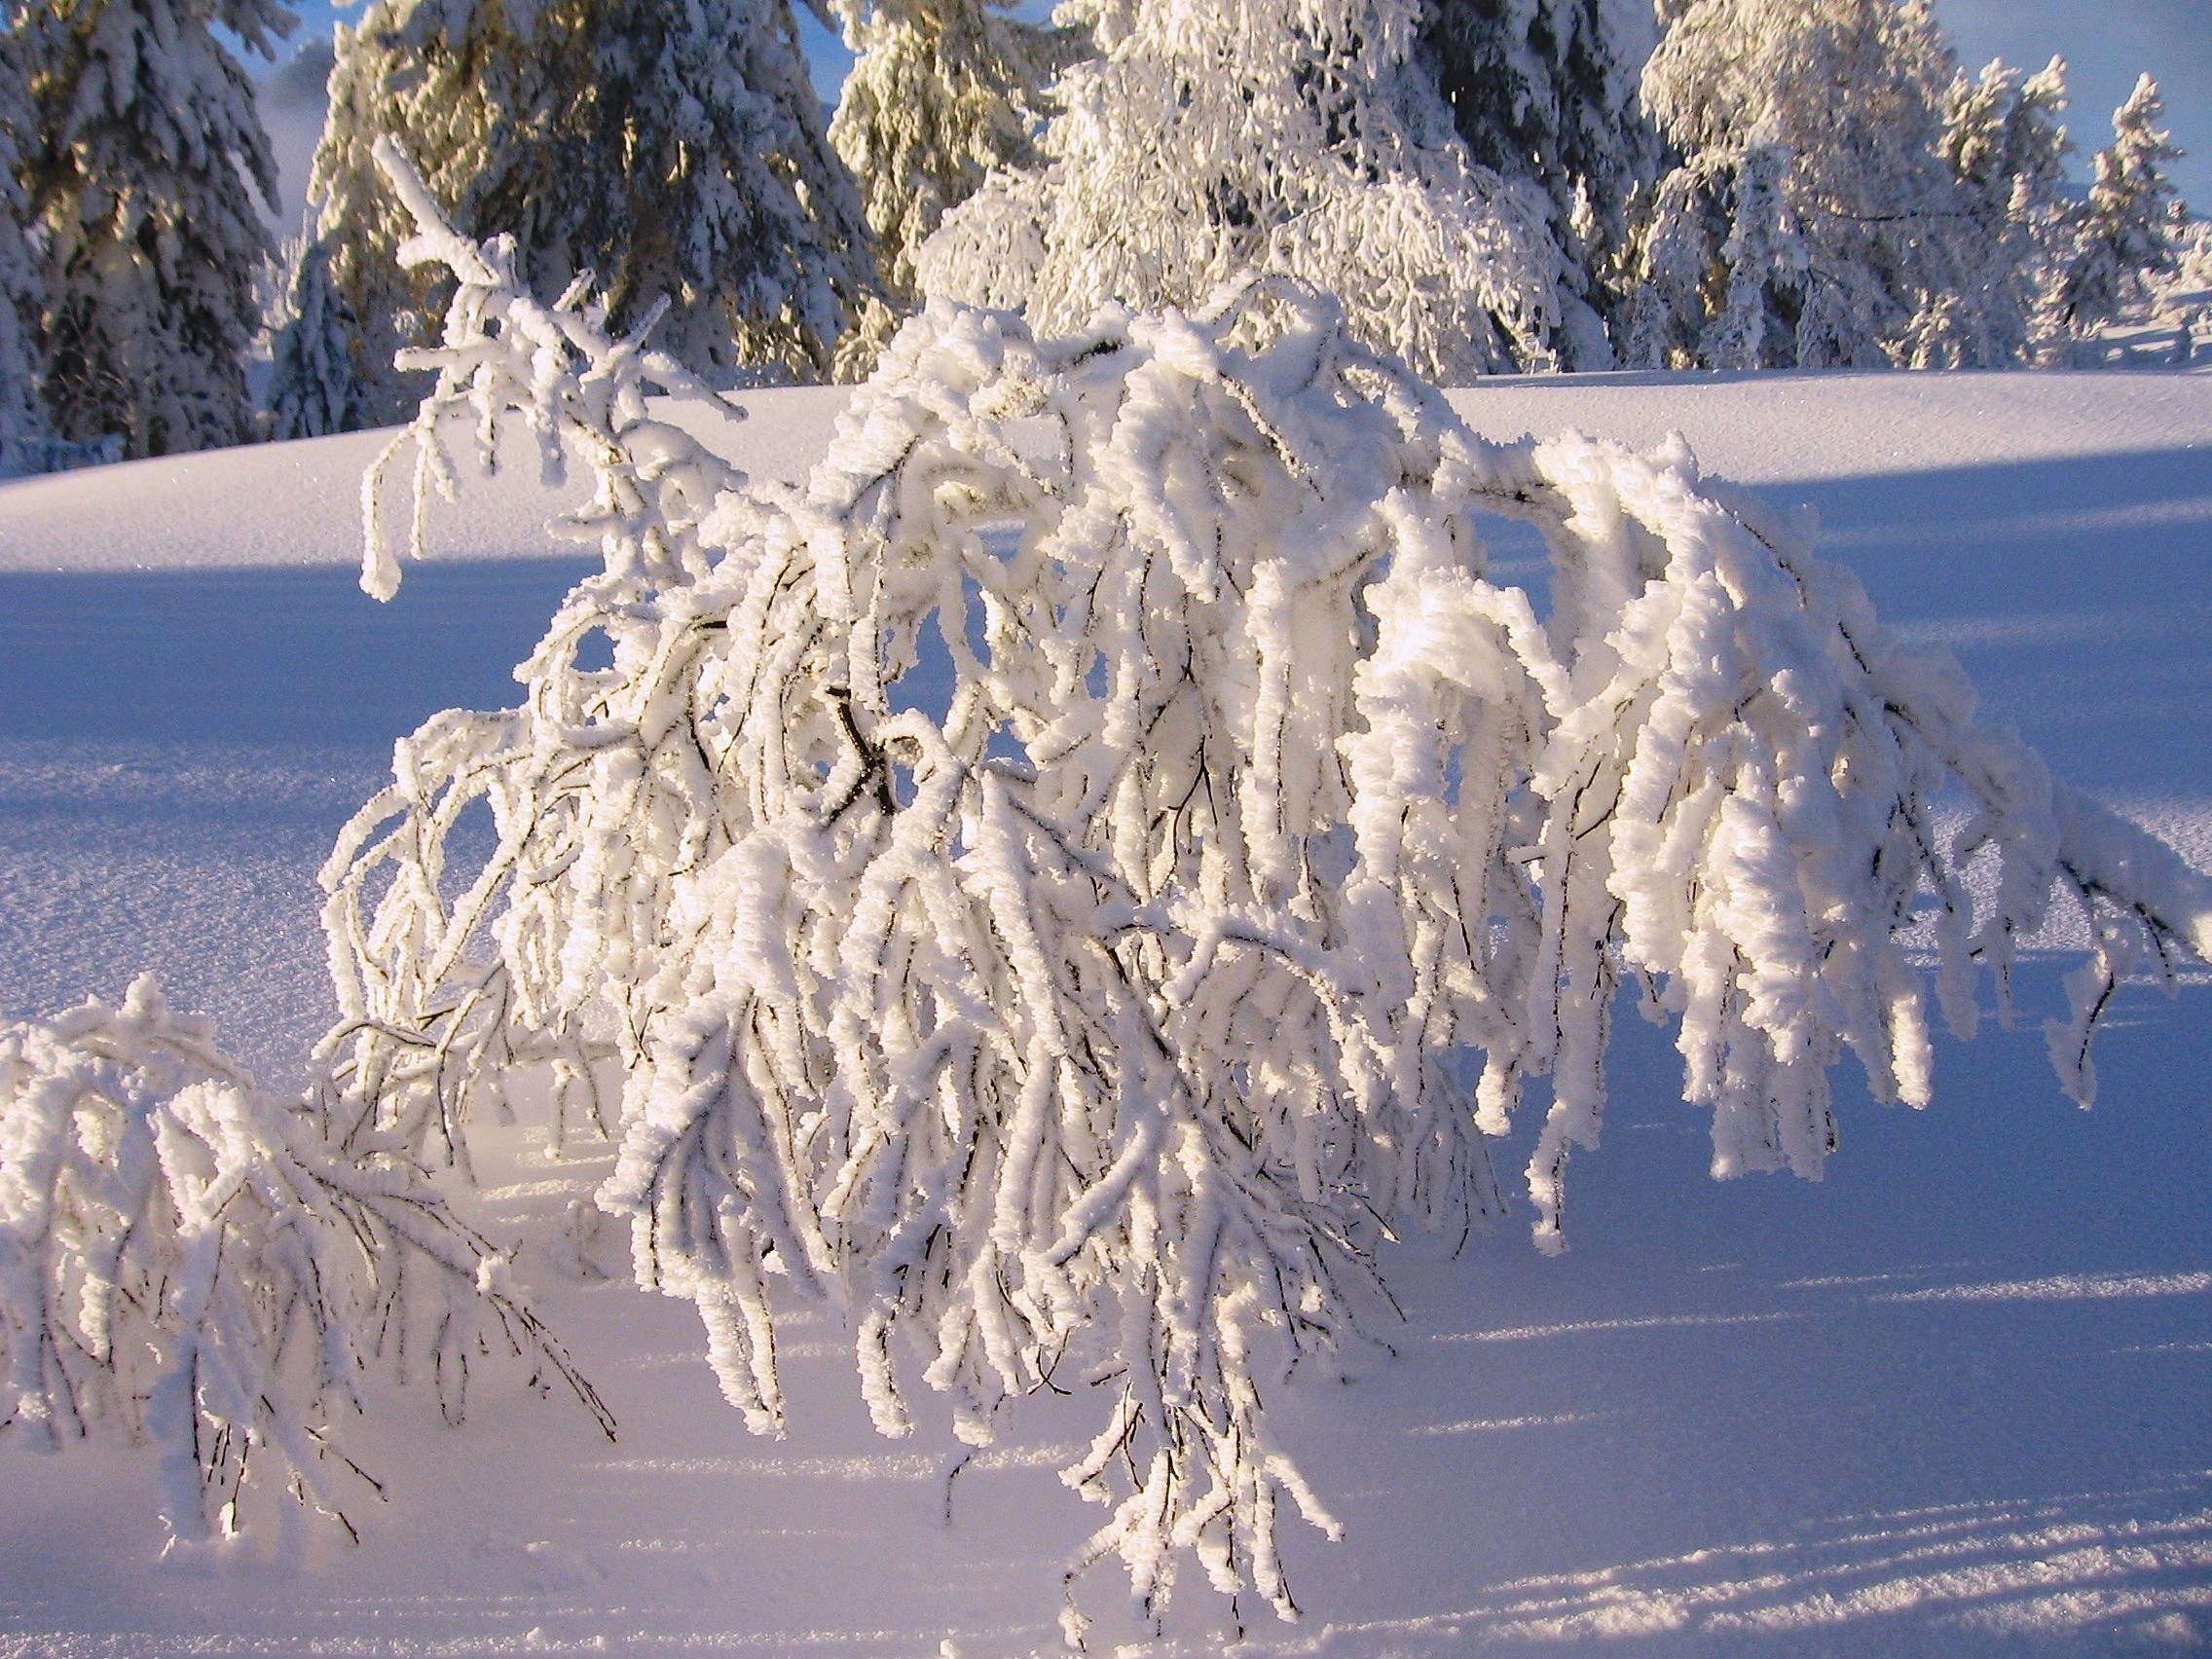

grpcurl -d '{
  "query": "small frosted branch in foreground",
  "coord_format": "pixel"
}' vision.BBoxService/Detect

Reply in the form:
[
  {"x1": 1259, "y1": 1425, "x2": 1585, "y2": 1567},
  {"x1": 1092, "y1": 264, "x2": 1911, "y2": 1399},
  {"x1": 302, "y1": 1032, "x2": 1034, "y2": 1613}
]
[{"x1": 0, "y1": 976, "x2": 611, "y2": 1553}]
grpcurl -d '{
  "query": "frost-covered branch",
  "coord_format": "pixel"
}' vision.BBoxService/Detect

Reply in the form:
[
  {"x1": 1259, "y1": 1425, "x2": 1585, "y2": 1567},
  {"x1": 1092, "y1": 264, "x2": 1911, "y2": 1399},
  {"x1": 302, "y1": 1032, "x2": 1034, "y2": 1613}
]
[
  {"x1": 337, "y1": 164, "x2": 2212, "y2": 1633},
  {"x1": 360, "y1": 135, "x2": 756, "y2": 603},
  {"x1": 0, "y1": 977, "x2": 610, "y2": 1554}
]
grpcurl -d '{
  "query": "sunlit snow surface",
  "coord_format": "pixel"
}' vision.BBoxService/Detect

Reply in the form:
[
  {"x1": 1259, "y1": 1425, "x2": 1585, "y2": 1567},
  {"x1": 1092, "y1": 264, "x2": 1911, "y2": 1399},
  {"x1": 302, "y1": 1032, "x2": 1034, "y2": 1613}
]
[{"x1": 3, "y1": 372, "x2": 2210, "y2": 1654}]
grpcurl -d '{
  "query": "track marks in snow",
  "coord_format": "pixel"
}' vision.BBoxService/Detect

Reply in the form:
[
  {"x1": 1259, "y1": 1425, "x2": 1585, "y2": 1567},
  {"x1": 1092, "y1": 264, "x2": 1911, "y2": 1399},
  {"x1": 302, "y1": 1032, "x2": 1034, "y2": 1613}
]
[
  {"x1": 1825, "y1": 494, "x2": 2212, "y2": 551},
  {"x1": 479, "y1": 1177, "x2": 599, "y2": 1202},
  {"x1": 1407, "y1": 1412, "x2": 1618, "y2": 1437},
  {"x1": 1432, "y1": 1311, "x2": 1801, "y2": 1344},
  {"x1": 1877, "y1": 1271, "x2": 2212, "y2": 1304},
  {"x1": 605, "y1": 1442, "x2": 1087, "y2": 1484},
  {"x1": 1189, "y1": 1478, "x2": 2212, "y2": 1655},
  {"x1": 1774, "y1": 1269, "x2": 1946, "y2": 1290},
  {"x1": 608, "y1": 1453, "x2": 950, "y2": 1482}
]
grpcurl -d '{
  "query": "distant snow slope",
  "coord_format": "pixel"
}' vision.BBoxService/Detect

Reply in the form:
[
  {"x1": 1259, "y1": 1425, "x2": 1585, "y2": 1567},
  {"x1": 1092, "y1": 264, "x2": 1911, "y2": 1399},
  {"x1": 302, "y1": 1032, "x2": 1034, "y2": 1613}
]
[{"x1": 2, "y1": 370, "x2": 2209, "y2": 1656}]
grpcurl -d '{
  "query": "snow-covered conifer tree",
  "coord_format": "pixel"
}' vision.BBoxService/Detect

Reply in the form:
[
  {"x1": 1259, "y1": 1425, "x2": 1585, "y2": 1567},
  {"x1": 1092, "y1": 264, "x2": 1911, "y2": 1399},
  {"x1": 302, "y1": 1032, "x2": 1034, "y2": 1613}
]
[
  {"x1": 332, "y1": 144, "x2": 2212, "y2": 1628},
  {"x1": 1630, "y1": 0, "x2": 2019, "y2": 369},
  {"x1": 280, "y1": 0, "x2": 879, "y2": 429},
  {"x1": 2054, "y1": 74, "x2": 2188, "y2": 343},
  {"x1": 1686, "y1": 128, "x2": 1798, "y2": 368},
  {"x1": 1416, "y1": 0, "x2": 1659, "y2": 366},
  {"x1": 28, "y1": 0, "x2": 290, "y2": 456},
  {"x1": 265, "y1": 233, "x2": 371, "y2": 441},
  {"x1": 2150, "y1": 216, "x2": 2211, "y2": 362},
  {"x1": 915, "y1": 0, "x2": 1565, "y2": 378},
  {"x1": 1924, "y1": 55, "x2": 2072, "y2": 367},
  {"x1": 830, "y1": 0, "x2": 1080, "y2": 304},
  {"x1": 267, "y1": 2, "x2": 493, "y2": 429},
  {"x1": 0, "y1": 11, "x2": 46, "y2": 473}
]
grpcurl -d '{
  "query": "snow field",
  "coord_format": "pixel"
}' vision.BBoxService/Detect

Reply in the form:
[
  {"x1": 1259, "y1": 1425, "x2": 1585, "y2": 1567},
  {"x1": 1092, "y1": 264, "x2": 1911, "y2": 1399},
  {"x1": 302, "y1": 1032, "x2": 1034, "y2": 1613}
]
[{"x1": 1, "y1": 367, "x2": 2209, "y2": 1654}]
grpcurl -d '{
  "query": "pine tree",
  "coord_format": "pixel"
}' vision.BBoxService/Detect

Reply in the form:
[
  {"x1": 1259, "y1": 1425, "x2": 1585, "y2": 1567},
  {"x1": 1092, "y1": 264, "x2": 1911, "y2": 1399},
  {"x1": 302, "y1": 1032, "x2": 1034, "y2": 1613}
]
[
  {"x1": 915, "y1": 0, "x2": 1567, "y2": 379},
  {"x1": 2054, "y1": 74, "x2": 2187, "y2": 341},
  {"x1": 276, "y1": 0, "x2": 879, "y2": 433},
  {"x1": 28, "y1": 0, "x2": 291, "y2": 457},
  {"x1": 1628, "y1": 0, "x2": 1975, "y2": 369},
  {"x1": 829, "y1": 0, "x2": 1080, "y2": 304},
  {"x1": 1416, "y1": 0, "x2": 1659, "y2": 367}
]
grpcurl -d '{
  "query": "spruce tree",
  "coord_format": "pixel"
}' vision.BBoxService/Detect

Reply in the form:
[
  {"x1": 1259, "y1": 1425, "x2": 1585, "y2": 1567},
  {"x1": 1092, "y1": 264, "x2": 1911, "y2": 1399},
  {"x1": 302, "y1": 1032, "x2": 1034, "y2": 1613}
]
[
  {"x1": 1416, "y1": 0, "x2": 1659, "y2": 367},
  {"x1": 1927, "y1": 55, "x2": 2071, "y2": 367},
  {"x1": 1693, "y1": 129, "x2": 1797, "y2": 369},
  {"x1": 29, "y1": 0, "x2": 291, "y2": 456},
  {"x1": 0, "y1": 9, "x2": 47, "y2": 472},
  {"x1": 265, "y1": 233, "x2": 368, "y2": 441},
  {"x1": 277, "y1": 0, "x2": 517, "y2": 429},
  {"x1": 2055, "y1": 74, "x2": 2187, "y2": 341},
  {"x1": 276, "y1": 0, "x2": 878, "y2": 433},
  {"x1": 829, "y1": 0, "x2": 1080, "y2": 303},
  {"x1": 916, "y1": 0, "x2": 1567, "y2": 379}
]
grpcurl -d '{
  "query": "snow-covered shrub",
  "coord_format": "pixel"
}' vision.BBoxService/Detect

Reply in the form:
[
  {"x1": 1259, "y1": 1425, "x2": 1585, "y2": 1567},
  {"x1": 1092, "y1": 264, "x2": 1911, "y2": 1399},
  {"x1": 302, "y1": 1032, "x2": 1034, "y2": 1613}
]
[
  {"x1": 0, "y1": 976, "x2": 609, "y2": 1552},
  {"x1": 334, "y1": 145, "x2": 2212, "y2": 1631}
]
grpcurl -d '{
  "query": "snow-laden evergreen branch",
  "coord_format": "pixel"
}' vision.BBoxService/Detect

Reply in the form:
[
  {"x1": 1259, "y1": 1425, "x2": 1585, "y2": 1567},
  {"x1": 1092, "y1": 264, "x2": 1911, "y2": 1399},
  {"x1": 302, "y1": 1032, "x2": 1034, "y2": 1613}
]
[
  {"x1": 0, "y1": 976, "x2": 610, "y2": 1554},
  {"x1": 335, "y1": 146, "x2": 2212, "y2": 1631}
]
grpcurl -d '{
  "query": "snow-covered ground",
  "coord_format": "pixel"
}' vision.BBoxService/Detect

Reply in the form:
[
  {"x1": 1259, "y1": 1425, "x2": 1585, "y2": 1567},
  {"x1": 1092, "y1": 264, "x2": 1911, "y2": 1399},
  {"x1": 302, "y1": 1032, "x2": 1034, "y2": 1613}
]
[{"x1": 2, "y1": 370, "x2": 2210, "y2": 1655}]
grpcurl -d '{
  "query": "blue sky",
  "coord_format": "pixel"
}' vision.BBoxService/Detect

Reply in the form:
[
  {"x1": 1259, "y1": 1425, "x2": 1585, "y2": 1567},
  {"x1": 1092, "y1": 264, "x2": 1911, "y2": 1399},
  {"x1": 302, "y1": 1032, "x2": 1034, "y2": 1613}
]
[{"x1": 254, "y1": 0, "x2": 2209, "y2": 229}]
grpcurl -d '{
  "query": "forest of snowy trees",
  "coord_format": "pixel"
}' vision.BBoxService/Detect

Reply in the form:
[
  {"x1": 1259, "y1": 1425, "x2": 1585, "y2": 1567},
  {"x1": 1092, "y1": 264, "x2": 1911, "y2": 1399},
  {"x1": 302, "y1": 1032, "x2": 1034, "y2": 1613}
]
[{"x1": 0, "y1": 0, "x2": 2193, "y2": 463}]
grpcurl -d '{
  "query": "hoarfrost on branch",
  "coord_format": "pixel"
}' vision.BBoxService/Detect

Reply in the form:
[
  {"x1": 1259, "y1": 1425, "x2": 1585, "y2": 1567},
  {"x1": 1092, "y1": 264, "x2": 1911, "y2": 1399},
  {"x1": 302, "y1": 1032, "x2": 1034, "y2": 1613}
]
[{"x1": 318, "y1": 144, "x2": 2212, "y2": 1626}]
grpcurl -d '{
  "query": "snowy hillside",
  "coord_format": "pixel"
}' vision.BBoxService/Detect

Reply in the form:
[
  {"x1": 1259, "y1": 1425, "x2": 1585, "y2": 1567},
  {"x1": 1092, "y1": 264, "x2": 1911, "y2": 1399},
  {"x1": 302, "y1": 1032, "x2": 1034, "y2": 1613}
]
[{"x1": 3, "y1": 368, "x2": 2211, "y2": 1655}]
